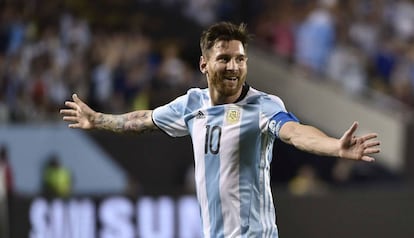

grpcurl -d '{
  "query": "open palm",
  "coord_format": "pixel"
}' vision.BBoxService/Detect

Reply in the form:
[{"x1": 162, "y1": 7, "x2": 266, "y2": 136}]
[
  {"x1": 338, "y1": 122, "x2": 380, "y2": 162},
  {"x1": 60, "y1": 94, "x2": 96, "y2": 129}
]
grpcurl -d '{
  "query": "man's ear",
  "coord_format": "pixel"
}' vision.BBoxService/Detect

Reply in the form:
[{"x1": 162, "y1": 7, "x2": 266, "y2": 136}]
[{"x1": 199, "y1": 56, "x2": 207, "y2": 74}]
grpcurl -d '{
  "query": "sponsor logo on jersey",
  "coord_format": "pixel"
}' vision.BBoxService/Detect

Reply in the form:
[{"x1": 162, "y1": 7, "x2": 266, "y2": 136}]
[{"x1": 196, "y1": 110, "x2": 205, "y2": 119}]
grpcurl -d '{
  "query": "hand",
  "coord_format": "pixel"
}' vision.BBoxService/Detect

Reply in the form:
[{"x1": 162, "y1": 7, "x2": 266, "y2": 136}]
[
  {"x1": 60, "y1": 94, "x2": 96, "y2": 129},
  {"x1": 338, "y1": 122, "x2": 380, "y2": 162}
]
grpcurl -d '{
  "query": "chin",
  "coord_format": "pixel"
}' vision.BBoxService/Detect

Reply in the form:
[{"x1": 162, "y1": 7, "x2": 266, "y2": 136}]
[{"x1": 221, "y1": 86, "x2": 241, "y2": 96}]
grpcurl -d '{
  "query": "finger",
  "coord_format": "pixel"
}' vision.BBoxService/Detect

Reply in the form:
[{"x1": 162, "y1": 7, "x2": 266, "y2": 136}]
[
  {"x1": 68, "y1": 123, "x2": 81, "y2": 129},
  {"x1": 72, "y1": 94, "x2": 82, "y2": 103},
  {"x1": 65, "y1": 101, "x2": 80, "y2": 110},
  {"x1": 345, "y1": 121, "x2": 359, "y2": 138},
  {"x1": 361, "y1": 156, "x2": 375, "y2": 162},
  {"x1": 360, "y1": 133, "x2": 378, "y2": 142},
  {"x1": 60, "y1": 109, "x2": 77, "y2": 116},
  {"x1": 63, "y1": 116, "x2": 79, "y2": 122},
  {"x1": 364, "y1": 141, "x2": 380, "y2": 148},
  {"x1": 364, "y1": 148, "x2": 381, "y2": 154}
]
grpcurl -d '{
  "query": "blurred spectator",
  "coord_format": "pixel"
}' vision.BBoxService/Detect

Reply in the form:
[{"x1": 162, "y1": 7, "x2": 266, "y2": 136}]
[
  {"x1": 295, "y1": 0, "x2": 336, "y2": 75},
  {"x1": 251, "y1": 0, "x2": 414, "y2": 110},
  {"x1": 184, "y1": 165, "x2": 196, "y2": 194},
  {"x1": 254, "y1": 2, "x2": 295, "y2": 62},
  {"x1": 327, "y1": 30, "x2": 368, "y2": 95},
  {"x1": 371, "y1": 37, "x2": 399, "y2": 90},
  {"x1": 348, "y1": 9, "x2": 381, "y2": 59},
  {"x1": 388, "y1": 0, "x2": 414, "y2": 41},
  {"x1": 124, "y1": 174, "x2": 143, "y2": 199},
  {"x1": 0, "y1": 144, "x2": 12, "y2": 238},
  {"x1": 0, "y1": 145, "x2": 13, "y2": 195},
  {"x1": 63, "y1": 56, "x2": 89, "y2": 103},
  {"x1": 59, "y1": 12, "x2": 91, "y2": 55},
  {"x1": 0, "y1": 0, "x2": 413, "y2": 124},
  {"x1": 390, "y1": 42, "x2": 414, "y2": 106},
  {"x1": 183, "y1": 0, "x2": 218, "y2": 26},
  {"x1": 155, "y1": 42, "x2": 188, "y2": 89},
  {"x1": 0, "y1": 5, "x2": 26, "y2": 56},
  {"x1": 89, "y1": 33, "x2": 122, "y2": 112},
  {"x1": 331, "y1": 159, "x2": 400, "y2": 187},
  {"x1": 110, "y1": 32, "x2": 155, "y2": 111},
  {"x1": 0, "y1": 71, "x2": 10, "y2": 122},
  {"x1": 288, "y1": 164, "x2": 329, "y2": 196},
  {"x1": 0, "y1": 101, "x2": 8, "y2": 124},
  {"x1": 41, "y1": 154, "x2": 72, "y2": 199},
  {"x1": 0, "y1": 2, "x2": 203, "y2": 123}
]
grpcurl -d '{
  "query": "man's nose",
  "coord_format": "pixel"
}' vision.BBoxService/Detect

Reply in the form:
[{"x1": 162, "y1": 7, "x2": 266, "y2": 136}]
[{"x1": 226, "y1": 59, "x2": 238, "y2": 71}]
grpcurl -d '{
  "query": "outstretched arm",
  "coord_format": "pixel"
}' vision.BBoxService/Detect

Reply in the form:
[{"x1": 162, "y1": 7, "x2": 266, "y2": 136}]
[
  {"x1": 278, "y1": 121, "x2": 380, "y2": 162},
  {"x1": 60, "y1": 94, "x2": 158, "y2": 134}
]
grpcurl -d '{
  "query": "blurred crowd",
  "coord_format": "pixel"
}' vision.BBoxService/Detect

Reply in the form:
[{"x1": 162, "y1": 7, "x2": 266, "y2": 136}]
[
  {"x1": 0, "y1": 1, "x2": 206, "y2": 124},
  {"x1": 0, "y1": 0, "x2": 407, "y2": 198},
  {"x1": 1, "y1": 0, "x2": 414, "y2": 125},
  {"x1": 254, "y1": 0, "x2": 414, "y2": 108}
]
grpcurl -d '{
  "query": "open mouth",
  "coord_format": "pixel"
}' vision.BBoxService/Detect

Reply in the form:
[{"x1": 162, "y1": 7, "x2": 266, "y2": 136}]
[{"x1": 224, "y1": 76, "x2": 238, "y2": 81}]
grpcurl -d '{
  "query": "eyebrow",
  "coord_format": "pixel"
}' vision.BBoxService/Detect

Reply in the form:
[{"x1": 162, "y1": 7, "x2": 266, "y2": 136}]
[{"x1": 215, "y1": 52, "x2": 246, "y2": 59}]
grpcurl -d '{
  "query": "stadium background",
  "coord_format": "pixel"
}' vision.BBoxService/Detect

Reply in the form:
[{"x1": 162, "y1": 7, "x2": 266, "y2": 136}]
[{"x1": 1, "y1": 0, "x2": 414, "y2": 237}]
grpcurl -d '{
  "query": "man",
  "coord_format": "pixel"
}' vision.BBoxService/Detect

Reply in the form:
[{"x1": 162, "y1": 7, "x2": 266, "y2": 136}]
[
  {"x1": 60, "y1": 22, "x2": 380, "y2": 238},
  {"x1": 0, "y1": 145, "x2": 13, "y2": 196},
  {"x1": 42, "y1": 154, "x2": 72, "y2": 198},
  {"x1": 0, "y1": 145, "x2": 13, "y2": 238}
]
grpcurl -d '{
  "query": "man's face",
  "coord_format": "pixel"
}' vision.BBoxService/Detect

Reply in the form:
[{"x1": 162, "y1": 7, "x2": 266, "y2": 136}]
[{"x1": 200, "y1": 40, "x2": 248, "y2": 99}]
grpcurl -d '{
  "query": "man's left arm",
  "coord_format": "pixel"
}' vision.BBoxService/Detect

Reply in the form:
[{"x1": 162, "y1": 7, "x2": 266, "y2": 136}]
[{"x1": 278, "y1": 121, "x2": 380, "y2": 162}]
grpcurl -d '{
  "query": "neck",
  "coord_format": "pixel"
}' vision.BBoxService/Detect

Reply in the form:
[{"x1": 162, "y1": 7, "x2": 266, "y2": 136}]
[
  {"x1": 210, "y1": 91, "x2": 241, "y2": 105},
  {"x1": 209, "y1": 84, "x2": 248, "y2": 105}
]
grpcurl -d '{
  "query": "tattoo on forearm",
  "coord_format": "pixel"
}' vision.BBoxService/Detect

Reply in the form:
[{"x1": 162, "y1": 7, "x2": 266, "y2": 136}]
[{"x1": 94, "y1": 111, "x2": 156, "y2": 134}]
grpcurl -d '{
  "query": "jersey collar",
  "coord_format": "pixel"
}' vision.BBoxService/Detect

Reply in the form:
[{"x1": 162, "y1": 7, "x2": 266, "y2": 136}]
[{"x1": 234, "y1": 83, "x2": 250, "y2": 103}]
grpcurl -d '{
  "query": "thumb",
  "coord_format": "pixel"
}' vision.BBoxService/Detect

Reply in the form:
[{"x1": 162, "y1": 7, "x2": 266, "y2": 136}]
[
  {"x1": 72, "y1": 93, "x2": 82, "y2": 104},
  {"x1": 345, "y1": 121, "x2": 358, "y2": 138}
]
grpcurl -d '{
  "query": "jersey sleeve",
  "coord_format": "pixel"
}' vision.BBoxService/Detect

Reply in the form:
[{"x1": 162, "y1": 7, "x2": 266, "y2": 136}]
[
  {"x1": 259, "y1": 93, "x2": 300, "y2": 138},
  {"x1": 268, "y1": 112, "x2": 300, "y2": 138},
  {"x1": 152, "y1": 94, "x2": 189, "y2": 137}
]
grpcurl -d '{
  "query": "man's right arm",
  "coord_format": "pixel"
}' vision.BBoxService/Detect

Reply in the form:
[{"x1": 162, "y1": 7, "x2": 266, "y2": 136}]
[
  {"x1": 60, "y1": 94, "x2": 158, "y2": 134},
  {"x1": 92, "y1": 110, "x2": 157, "y2": 133}
]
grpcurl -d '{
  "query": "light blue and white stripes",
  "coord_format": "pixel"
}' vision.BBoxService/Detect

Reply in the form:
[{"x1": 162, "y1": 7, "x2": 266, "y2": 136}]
[{"x1": 153, "y1": 87, "x2": 288, "y2": 238}]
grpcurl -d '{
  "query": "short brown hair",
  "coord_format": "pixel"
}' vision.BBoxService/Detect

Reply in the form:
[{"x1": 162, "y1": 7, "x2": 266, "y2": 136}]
[{"x1": 200, "y1": 22, "x2": 250, "y2": 57}]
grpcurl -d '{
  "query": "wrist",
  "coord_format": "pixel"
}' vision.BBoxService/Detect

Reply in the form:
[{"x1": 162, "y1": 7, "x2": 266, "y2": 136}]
[
  {"x1": 335, "y1": 139, "x2": 343, "y2": 158},
  {"x1": 89, "y1": 111, "x2": 102, "y2": 129}
]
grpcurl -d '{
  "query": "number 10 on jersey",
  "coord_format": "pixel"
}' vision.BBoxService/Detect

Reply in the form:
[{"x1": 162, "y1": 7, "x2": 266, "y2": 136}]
[{"x1": 205, "y1": 125, "x2": 222, "y2": 155}]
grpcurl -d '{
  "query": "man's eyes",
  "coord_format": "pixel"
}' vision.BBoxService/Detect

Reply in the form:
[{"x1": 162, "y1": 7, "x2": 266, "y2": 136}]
[
  {"x1": 217, "y1": 56, "x2": 246, "y2": 63},
  {"x1": 217, "y1": 58, "x2": 228, "y2": 63},
  {"x1": 237, "y1": 57, "x2": 246, "y2": 62}
]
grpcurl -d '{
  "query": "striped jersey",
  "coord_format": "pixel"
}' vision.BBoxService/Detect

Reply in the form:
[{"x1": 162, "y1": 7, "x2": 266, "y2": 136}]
[{"x1": 152, "y1": 85, "x2": 298, "y2": 238}]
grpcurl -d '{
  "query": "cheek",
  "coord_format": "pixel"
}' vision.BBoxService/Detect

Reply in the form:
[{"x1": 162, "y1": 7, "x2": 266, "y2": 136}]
[
  {"x1": 209, "y1": 71, "x2": 222, "y2": 84},
  {"x1": 240, "y1": 65, "x2": 247, "y2": 74},
  {"x1": 207, "y1": 65, "x2": 223, "y2": 77},
  {"x1": 211, "y1": 64, "x2": 225, "y2": 73}
]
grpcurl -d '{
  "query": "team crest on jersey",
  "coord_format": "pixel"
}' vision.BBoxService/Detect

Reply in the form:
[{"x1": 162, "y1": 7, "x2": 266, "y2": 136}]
[{"x1": 226, "y1": 107, "x2": 240, "y2": 124}]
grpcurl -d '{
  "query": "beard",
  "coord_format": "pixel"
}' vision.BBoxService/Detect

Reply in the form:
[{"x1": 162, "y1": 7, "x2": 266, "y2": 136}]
[{"x1": 208, "y1": 71, "x2": 247, "y2": 97}]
